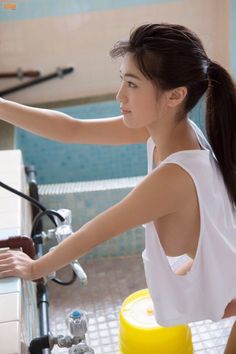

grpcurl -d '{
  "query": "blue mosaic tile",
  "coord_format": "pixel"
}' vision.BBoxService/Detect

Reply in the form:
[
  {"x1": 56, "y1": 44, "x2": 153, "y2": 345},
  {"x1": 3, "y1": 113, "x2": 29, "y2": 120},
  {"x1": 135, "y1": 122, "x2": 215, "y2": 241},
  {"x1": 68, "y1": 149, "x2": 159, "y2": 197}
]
[{"x1": 40, "y1": 180, "x2": 145, "y2": 260}]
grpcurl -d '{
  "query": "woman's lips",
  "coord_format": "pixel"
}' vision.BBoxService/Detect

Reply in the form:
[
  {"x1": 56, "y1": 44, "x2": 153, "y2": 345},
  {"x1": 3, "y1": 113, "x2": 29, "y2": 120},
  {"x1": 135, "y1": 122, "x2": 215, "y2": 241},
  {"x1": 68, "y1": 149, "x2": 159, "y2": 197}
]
[{"x1": 121, "y1": 109, "x2": 131, "y2": 114}]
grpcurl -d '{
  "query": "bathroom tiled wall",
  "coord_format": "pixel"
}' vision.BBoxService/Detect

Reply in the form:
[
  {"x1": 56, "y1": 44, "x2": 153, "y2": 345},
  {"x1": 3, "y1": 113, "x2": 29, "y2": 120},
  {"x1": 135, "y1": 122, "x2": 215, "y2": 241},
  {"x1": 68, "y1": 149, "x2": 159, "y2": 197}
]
[{"x1": 0, "y1": 0, "x2": 231, "y2": 105}]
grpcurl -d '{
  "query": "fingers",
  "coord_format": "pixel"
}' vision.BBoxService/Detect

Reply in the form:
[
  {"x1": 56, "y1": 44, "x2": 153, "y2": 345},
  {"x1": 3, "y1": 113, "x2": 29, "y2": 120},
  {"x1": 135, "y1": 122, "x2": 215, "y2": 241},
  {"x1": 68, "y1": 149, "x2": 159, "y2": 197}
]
[
  {"x1": 0, "y1": 251, "x2": 13, "y2": 259},
  {"x1": 0, "y1": 269, "x2": 17, "y2": 278},
  {"x1": 0, "y1": 259, "x2": 12, "y2": 268},
  {"x1": 0, "y1": 252, "x2": 14, "y2": 268},
  {"x1": 0, "y1": 250, "x2": 29, "y2": 262},
  {"x1": 0, "y1": 251, "x2": 20, "y2": 266},
  {"x1": 0, "y1": 250, "x2": 22, "y2": 259},
  {"x1": 0, "y1": 253, "x2": 18, "y2": 277},
  {"x1": 0, "y1": 250, "x2": 34, "y2": 280}
]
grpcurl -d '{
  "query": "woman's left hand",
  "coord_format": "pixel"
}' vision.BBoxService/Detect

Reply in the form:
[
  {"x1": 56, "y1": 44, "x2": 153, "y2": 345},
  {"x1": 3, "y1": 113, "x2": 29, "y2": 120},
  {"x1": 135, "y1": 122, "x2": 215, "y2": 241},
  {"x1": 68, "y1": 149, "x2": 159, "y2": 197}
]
[{"x1": 0, "y1": 250, "x2": 35, "y2": 280}]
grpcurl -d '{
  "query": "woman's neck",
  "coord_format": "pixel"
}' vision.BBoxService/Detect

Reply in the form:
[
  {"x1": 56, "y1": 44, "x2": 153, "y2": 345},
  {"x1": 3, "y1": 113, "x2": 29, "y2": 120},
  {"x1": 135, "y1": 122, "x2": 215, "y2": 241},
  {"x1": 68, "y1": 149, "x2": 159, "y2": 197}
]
[{"x1": 147, "y1": 117, "x2": 201, "y2": 161}]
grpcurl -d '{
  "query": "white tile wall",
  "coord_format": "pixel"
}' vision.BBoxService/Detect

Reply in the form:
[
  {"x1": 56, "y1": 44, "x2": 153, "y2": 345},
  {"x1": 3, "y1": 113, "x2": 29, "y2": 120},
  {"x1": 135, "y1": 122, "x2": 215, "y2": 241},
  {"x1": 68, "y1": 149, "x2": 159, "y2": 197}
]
[
  {"x1": 0, "y1": 322, "x2": 20, "y2": 354},
  {"x1": 0, "y1": 150, "x2": 36, "y2": 354}
]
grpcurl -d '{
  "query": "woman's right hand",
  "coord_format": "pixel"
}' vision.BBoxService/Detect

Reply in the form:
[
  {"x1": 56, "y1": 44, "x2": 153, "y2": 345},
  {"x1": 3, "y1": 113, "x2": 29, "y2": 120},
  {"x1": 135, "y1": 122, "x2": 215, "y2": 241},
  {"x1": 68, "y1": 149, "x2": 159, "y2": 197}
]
[{"x1": 0, "y1": 249, "x2": 36, "y2": 280}]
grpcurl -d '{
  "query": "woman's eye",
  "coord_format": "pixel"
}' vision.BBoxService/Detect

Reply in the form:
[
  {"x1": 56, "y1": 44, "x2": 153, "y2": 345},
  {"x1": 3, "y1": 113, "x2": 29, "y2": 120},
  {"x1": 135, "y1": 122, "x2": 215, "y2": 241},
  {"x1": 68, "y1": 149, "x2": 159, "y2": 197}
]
[
  {"x1": 128, "y1": 81, "x2": 137, "y2": 88},
  {"x1": 119, "y1": 76, "x2": 137, "y2": 88}
]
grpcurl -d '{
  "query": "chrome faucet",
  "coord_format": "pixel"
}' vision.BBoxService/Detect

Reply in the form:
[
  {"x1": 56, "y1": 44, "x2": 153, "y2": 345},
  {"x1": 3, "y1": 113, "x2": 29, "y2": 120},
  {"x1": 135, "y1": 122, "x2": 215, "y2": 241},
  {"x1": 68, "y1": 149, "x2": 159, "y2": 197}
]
[
  {"x1": 50, "y1": 310, "x2": 94, "y2": 353},
  {"x1": 47, "y1": 209, "x2": 88, "y2": 286}
]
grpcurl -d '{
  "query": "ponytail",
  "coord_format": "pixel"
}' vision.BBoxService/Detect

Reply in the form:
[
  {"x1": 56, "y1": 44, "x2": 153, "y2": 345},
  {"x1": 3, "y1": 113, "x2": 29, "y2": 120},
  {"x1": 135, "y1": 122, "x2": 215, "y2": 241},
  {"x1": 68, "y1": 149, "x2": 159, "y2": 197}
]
[{"x1": 206, "y1": 61, "x2": 236, "y2": 206}]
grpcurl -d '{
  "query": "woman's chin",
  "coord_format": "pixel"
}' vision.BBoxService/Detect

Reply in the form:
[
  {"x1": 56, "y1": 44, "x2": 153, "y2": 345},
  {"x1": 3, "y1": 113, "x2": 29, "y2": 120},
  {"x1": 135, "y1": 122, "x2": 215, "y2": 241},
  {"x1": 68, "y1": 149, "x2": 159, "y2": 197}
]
[{"x1": 123, "y1": 115, "x2": 141, "y2": 129}]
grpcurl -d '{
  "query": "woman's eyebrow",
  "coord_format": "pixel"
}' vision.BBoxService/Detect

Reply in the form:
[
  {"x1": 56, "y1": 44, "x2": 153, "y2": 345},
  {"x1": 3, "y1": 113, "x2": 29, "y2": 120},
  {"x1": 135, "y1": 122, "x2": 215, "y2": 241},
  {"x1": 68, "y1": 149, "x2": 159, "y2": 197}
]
[{"x1": 120, "y1": 70, "x2": 141, "y2": 80}]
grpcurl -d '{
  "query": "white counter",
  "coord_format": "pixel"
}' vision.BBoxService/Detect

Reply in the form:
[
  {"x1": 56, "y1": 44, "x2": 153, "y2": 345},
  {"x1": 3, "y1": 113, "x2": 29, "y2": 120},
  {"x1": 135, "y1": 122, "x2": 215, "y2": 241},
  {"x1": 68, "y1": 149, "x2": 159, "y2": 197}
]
[{"x1": 0, "y1": 150, "x2": 38, "y2": 354}]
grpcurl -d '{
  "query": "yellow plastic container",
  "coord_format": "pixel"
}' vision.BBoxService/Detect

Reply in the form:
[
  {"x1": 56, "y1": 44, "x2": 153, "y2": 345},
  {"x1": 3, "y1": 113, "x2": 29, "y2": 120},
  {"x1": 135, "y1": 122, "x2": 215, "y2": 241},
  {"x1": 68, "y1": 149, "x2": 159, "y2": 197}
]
[{"x1": 119, "y1": 289, "x2": 193, "y2": 354}]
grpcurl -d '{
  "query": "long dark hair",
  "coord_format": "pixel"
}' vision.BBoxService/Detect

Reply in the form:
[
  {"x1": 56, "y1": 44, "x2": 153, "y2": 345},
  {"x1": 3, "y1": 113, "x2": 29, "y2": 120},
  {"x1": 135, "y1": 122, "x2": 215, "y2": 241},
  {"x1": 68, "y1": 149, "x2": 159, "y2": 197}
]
[{"x1": 110, "y1": 23, "x2": 236, "y2": 207}]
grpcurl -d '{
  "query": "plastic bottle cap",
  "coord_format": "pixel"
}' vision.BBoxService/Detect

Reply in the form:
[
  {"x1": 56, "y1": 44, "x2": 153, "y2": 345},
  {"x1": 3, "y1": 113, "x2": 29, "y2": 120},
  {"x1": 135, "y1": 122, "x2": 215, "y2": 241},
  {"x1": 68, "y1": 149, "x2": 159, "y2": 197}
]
[
  {"x1": 146, "y1": 306, "x2": 154, "y2": 316},
  {"x1": 71, "y1": 310, "x2": 81, "y2": 318},
  {"x1": 122, "y1": 296, "x2": 159, "y2": 328}
]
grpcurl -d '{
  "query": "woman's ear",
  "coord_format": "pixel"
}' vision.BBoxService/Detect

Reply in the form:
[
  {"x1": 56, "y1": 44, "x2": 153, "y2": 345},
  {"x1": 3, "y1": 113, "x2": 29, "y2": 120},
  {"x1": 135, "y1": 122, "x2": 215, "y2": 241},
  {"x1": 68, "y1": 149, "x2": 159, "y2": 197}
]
[{"x1": 167, "y1": 87, "x2": 187, "y2": 107}]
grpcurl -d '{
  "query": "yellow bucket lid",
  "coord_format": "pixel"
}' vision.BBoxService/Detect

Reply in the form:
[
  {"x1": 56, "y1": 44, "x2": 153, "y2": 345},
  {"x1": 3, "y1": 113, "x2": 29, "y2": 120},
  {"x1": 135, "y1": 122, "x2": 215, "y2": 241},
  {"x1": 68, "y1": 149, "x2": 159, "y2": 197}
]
[
  {"x1": 119, "y1": 289, "x2": 193, "y2": 354},
  {"x1": 121, "y1": 289, "x2": 160, "y2": 329}
]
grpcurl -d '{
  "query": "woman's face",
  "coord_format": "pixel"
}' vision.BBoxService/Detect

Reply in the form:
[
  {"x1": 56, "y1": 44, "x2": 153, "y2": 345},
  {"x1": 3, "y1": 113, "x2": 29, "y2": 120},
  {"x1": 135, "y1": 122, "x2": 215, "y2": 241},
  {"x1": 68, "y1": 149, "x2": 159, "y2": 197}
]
[{"x1": 116, "y1": 53, "x2": 168, "y2": 129}]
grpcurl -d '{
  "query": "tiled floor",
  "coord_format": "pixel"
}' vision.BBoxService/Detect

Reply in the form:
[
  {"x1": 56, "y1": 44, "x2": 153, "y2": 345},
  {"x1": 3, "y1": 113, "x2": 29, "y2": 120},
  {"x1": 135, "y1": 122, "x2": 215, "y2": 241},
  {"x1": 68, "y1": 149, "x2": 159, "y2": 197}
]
[{"x1": 48, "y1": 255, "x2": 235, "y2": 354}]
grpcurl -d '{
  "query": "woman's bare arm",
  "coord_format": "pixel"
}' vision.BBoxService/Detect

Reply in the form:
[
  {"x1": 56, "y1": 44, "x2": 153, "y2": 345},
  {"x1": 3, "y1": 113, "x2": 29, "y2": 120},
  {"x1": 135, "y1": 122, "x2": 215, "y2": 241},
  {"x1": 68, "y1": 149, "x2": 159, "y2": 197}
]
[
  {"x1": 0, "y1": 163, "x2": 188, "y2": 280},
  {"x1": 0, "y1": 98, "x2": 149, "y2": 145}
]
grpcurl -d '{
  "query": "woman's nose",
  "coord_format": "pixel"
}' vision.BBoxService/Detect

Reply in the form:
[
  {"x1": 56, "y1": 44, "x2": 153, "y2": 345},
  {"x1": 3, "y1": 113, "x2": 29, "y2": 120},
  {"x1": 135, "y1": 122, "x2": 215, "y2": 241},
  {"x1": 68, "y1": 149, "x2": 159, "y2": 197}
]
[{"x1": 116, "y1": 84, "x2": 127, "y2": 103}]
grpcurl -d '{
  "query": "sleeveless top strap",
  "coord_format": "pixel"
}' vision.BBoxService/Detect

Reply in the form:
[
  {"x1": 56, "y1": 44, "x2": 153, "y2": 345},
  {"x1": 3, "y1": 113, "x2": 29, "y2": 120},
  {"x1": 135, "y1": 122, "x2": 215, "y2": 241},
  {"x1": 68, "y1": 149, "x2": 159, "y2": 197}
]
[{"x1": 147, "y1": 137, "x2": 155, "y2": 173}]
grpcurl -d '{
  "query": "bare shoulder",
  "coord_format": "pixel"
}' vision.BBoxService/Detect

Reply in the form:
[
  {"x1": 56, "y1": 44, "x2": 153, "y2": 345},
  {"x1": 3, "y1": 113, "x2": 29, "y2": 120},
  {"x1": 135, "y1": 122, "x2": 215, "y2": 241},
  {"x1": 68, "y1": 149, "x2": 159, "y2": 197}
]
[
  {"x1": 125, "y1": 162, "x2": 195, "y2": 223},
  {"x1": 158, "y1": 162, "x2": 196, "y2": 187},
  {"x1": 163, "y1": 162, "x2": 197, "y2": 196},
  {"x1": 155, "y1": 162, "x2": 197, "y2": 205}
]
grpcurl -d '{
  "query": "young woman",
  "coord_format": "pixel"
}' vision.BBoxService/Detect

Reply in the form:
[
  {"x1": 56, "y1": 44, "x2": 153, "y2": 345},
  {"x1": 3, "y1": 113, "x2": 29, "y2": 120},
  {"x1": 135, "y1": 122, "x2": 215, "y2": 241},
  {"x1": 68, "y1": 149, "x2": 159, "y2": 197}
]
[{"x1": 0, "y1": 23, "x2": 235, "y2": 353}]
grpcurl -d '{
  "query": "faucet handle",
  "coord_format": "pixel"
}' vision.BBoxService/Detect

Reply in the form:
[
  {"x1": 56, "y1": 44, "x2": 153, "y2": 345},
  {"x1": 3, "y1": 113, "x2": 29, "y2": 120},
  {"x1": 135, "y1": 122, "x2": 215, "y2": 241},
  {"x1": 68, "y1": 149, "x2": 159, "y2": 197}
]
[
  {"x1": 69, "y1": 343, "x2": 94, "y2": 354},
  {"x1": 70, "y1": 260, "x2": 88, "y2": 286}
]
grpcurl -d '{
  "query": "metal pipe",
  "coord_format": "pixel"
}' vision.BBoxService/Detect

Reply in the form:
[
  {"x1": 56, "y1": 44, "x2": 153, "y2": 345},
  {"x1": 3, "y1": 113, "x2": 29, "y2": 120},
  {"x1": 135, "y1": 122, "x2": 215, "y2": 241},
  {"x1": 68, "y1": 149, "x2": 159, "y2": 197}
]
[
  {"x1": 0, "y1": 70, "x2": 41, "y2": 79},
  {"x1": 37, "y1": 281, "x2": 50, "y2": 336},
  {"x1": 25, "y1": 165, "x2": 43, "y2": 234},
  {"x1": 29, "y1": 334, "x2": 51, "y2": 354},
  {"x1": 33, "y1": 239, "x2": 51, "y2": 354},
  {"x1": 26, "y1": 167, "x2": 51, "y2": 354},
  {"x1": 0, "y1": 67, "x2": 74, "y2": 96}
]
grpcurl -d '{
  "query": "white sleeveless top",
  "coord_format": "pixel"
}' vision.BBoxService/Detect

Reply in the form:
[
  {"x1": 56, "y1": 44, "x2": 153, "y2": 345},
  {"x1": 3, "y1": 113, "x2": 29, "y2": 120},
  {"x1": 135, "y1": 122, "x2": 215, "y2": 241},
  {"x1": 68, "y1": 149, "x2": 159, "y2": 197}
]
[{"x1": 142, "y1": 119, "x2": 236, "y2": 327}]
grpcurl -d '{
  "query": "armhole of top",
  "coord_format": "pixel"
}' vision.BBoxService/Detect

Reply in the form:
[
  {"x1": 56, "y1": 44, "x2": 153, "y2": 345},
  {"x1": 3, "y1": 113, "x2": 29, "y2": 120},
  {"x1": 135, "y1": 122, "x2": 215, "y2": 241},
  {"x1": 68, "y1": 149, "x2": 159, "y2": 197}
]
[{"x1": 163, "y1": 161, "x2": 204, "y2": 265}]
